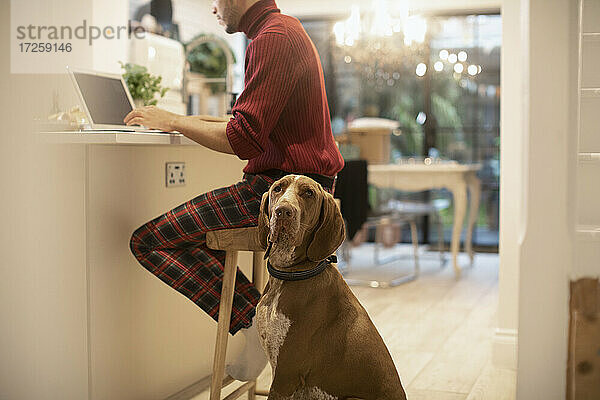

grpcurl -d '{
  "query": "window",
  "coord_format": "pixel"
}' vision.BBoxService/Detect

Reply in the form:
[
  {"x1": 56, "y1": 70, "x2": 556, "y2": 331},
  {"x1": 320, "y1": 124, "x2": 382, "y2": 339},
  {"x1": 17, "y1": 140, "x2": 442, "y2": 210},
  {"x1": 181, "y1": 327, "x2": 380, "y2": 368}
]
[{"x1": 302, "y1": 13, "x2": 501, "y2": 248}]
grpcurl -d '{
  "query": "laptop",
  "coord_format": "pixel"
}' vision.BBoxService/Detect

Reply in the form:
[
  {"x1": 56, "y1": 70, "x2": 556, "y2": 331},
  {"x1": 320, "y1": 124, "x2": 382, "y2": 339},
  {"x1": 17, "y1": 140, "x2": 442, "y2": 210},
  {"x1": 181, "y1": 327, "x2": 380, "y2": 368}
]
[{"x1": 67, "y1": 66, "x2": 169, "y2": 132}]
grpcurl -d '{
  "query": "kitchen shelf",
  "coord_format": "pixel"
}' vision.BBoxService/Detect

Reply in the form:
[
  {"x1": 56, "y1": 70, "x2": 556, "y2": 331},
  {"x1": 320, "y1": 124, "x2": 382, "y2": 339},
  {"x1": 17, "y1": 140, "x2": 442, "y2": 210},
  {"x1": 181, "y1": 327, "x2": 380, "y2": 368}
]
[
  {"x1": 576, "y1": 225, "x2": 600, "y2": 241},
  {"x1": 583, "y1": 33, "x2": 600, "y2": 41},
  {"x1": 580, "y1": 88, "x2": 600, "y2": 94},
  {"x1": 578, "y1": 152, "x2": 600, "y2": 161}
]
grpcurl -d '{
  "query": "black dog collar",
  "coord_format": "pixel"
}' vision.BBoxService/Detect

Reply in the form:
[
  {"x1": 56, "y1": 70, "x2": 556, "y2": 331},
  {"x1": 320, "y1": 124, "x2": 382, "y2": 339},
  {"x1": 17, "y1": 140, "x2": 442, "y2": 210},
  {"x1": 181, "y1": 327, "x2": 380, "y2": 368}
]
[{"x1": 267, "y1": 255, "x2": 338, "y2": 281}]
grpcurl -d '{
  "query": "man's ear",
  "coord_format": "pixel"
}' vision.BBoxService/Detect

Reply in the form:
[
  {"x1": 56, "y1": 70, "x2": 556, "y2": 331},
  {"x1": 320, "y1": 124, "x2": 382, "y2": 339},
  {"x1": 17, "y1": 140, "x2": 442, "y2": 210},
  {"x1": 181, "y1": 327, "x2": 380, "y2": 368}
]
[
  {"x1": 257, "y1": 192, "x2": 270, "y2": 250},
  {"x1": 307, "y1": 190, "x2": 346, "y2": 262}
]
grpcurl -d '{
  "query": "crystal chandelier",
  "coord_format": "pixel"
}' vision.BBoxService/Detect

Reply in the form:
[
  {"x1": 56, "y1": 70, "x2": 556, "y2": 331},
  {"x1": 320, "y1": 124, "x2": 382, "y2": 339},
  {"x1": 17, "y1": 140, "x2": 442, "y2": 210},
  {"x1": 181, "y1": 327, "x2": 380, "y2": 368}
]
[{"x1": 333, "y1": 0, "x2": 428, "y2": 83}]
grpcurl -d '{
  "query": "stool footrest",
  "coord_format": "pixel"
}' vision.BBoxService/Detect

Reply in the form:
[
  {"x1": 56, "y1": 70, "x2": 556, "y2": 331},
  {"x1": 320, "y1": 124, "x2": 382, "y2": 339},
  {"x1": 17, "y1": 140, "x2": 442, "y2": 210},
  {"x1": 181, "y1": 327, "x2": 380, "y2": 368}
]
[
  {"x1": 223, "y1": 381, "x2": 255, "y2": 400},
  {"x1": 221, "y1": 375, "x2": 235, "y2": 389}
]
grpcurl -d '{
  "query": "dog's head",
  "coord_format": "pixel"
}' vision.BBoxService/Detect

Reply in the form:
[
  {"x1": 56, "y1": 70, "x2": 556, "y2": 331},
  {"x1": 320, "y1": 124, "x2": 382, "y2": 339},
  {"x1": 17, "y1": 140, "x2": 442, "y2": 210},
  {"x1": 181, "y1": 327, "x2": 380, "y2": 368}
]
[{"x1": 257, "y1": 175, "x2": 345, "y2": 267}]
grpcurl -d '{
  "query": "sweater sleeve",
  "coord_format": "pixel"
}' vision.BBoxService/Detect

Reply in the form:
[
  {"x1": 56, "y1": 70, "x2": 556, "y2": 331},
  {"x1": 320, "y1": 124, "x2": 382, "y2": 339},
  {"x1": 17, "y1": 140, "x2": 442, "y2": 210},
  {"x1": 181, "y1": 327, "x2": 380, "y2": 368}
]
[{"x1": 226, "y1": 32, "x2": 304, "y2": 160}]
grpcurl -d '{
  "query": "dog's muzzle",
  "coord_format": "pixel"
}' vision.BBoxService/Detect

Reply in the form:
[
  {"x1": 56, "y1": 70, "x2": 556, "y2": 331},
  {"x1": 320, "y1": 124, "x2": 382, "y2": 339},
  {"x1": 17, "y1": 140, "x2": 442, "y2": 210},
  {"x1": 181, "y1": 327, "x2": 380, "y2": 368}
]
[{"x1": 269, "y1": 203, "x2": 300, "y2": 244}]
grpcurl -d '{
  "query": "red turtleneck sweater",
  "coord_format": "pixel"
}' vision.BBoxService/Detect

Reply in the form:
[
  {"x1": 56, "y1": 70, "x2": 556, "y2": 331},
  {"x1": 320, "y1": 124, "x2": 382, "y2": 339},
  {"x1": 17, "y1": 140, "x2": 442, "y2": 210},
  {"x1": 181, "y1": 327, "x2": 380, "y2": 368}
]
[{"x1": 225, "y1": 0, "x2": 344, "y2": 177}]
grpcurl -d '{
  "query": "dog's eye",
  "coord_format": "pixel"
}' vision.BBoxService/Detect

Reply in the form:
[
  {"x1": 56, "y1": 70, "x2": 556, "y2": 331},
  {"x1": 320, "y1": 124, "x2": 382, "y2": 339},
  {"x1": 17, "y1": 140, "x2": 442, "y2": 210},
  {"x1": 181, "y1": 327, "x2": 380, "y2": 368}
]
[
  {"x1": 273, "y1": 185, "x2": 282, "y2": 193},
  {"x1": 304, "y1": 189, "x2": 314, "y2": 197}
]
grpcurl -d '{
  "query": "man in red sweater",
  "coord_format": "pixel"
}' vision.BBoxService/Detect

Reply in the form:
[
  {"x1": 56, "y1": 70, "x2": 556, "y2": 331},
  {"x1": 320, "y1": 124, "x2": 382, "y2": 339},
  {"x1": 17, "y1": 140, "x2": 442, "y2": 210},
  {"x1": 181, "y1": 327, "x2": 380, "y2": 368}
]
[{"x1": 126, "y1": 0, "x2": 344, "y2": 380}]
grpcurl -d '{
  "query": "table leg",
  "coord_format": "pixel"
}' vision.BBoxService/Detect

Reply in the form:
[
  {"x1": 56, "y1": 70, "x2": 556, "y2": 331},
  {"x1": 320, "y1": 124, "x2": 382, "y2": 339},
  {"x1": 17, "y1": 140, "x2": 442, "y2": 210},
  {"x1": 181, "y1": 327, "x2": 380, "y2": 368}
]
[
  {"x1": 449, "y1": 182, "x2": 467, "y2": 277},
  {"x1": 465, "y1": 173, "x2": 481, "y2": 265}
]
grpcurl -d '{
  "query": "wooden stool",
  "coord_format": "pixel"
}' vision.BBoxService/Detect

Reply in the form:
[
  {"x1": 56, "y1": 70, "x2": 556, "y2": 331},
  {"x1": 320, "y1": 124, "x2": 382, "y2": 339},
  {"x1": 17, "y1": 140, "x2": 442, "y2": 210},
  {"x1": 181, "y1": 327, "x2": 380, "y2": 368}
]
[{"x1": 205, "y1": 226, "x2": 270, "y2": 400}]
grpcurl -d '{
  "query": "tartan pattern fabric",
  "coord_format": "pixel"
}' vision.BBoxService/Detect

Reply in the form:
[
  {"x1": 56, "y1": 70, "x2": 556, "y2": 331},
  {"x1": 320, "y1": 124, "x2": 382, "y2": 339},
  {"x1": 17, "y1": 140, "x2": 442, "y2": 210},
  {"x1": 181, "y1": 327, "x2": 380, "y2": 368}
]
[{"x1": 129, "y1": 173, "x2": 333, "y2": 335}]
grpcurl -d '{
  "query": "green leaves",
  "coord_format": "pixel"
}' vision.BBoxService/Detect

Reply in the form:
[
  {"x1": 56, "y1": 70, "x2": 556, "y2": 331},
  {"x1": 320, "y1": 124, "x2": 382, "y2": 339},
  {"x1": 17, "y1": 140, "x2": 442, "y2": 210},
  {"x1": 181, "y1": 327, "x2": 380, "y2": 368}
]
[
  {"x1": 185, "y1": 34, "x2": 235, "y2": 76},
  {"x1": 119, "y1": 61, "x2": 169, "y2": 107}
]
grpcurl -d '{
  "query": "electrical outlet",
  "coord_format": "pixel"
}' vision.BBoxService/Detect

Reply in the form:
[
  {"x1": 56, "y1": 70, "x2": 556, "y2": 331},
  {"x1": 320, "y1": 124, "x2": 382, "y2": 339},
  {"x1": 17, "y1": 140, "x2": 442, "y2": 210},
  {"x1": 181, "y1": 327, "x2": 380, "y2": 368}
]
[{"x1": 166, "y1": 162, "x2": 185, "y2": 187}]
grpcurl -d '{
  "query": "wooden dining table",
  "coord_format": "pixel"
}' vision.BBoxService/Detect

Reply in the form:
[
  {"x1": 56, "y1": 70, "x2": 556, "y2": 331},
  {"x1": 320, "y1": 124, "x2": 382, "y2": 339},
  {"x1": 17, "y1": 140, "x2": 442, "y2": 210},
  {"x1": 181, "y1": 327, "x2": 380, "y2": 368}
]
[{"x1": 368, "y1": 162, "x2": 482, "y2": 277}]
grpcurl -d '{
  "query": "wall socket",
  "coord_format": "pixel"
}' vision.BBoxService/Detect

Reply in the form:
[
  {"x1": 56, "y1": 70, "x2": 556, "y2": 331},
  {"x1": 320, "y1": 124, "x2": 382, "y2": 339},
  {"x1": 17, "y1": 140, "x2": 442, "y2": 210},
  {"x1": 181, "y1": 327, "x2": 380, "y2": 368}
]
[{"x1": 166, "y1": 162, "x2": 185, "y2": 187}]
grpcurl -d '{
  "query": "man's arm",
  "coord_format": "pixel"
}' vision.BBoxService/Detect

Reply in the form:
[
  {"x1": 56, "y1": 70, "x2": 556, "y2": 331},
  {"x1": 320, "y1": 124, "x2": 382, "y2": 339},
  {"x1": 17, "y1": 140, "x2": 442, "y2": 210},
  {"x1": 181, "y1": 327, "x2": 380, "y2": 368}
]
[
  {"x1": 173, "y1": 115, "x2": 234, "y2": 154},
  {"x1": 124, "y1": 33, "x2": 302, "y2": 158},
  {"x1": 196, "y1": 114, "x2": 232, "y2": 123},
  {"x1": 123, "y1": 106, "x2": 234, "y2": 154},
  {"x1": 224, "y1": 33, "x2": 304, "y2": 160}
]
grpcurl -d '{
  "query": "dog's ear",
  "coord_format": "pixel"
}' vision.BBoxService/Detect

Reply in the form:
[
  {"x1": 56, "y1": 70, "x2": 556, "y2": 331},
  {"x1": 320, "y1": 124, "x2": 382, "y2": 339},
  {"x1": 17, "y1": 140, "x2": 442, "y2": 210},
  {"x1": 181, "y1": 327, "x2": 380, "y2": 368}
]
[
  {"x1": 307, "y1": 190, "x2": 345, "y2": 262},
  {"x1": 257, "y1": 191, "x2": 270, "y2": 250}
]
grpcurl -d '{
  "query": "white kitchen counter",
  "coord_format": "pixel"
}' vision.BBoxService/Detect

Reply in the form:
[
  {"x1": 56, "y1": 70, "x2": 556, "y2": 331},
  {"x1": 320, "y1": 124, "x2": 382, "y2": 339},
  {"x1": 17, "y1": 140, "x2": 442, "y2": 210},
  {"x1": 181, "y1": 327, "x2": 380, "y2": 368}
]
[
  {"x1": 26, "y1": 134, "x2": 250, "y2": 399},
  {"x1": 38, "y1": 130, "x2": 199, "y2": 145}
]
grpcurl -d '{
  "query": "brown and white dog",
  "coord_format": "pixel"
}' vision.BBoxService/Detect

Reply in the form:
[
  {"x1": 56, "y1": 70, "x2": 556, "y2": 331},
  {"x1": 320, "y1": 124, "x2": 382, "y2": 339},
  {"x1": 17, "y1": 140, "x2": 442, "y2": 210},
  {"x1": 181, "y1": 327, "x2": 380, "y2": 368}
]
[{"x1": 255, "y1": 175, "x2": 407, "y2": 400}]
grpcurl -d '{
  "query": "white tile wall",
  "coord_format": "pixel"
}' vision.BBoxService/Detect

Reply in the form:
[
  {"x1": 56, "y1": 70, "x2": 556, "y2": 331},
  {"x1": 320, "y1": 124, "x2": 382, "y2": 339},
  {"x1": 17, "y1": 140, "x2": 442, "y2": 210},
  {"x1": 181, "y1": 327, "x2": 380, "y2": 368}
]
[
  {"x1": 578, "y1": 0, "x2": 600, "y2": 232},
  {"x1": 583, "y1": 0, "x2": 600, "y2": 33},
  {"x1": 129, "y1": 0, "x2": 242, "y2": 45},
  {"x1": 129, "y1": 0, "x2": 147, "y2": 19},
  {"x1": 574, "y1": 237, "x2": 600, "y2": 277},
  {"x1": 576, "y1": 161, "x2": 600, "y2": 226},
  {"x1": 173, "y1": 0, "x2": 218, "y2": 42},
  {"x1": 576, "y1": 0, "x2": 600, "y2": 275},
  {"x1": 581, "y1": 35, "x2": 600, "y2": 88},
  {"x1": 580, "y1": 90, "x2": 600, "y2": 152},
  {"x1": 128, "y1": 0, "x2": 246, "y2": 95}
]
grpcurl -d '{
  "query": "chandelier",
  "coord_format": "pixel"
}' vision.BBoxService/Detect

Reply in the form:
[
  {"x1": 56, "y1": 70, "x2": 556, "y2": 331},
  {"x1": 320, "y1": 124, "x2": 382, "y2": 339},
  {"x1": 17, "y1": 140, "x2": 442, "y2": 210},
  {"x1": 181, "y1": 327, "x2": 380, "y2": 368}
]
[{"x1": 333, "y1": 0, "x2": 428, "y2": 83}]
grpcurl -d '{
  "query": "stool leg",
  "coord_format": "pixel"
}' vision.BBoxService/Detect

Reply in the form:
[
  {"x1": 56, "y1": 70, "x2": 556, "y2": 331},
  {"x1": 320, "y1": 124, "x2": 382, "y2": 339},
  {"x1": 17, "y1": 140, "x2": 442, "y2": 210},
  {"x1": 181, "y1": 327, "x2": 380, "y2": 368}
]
[
  {"x1": 248, "y1": 382, "x2": 256, "y2": 400},
  {"x1": 210, "y1": 250, "x2": 239, "y2": 400},
  {"x1": 252, "y1": 252, "x2": 266, "y2": 294},
  {"x1": 251, "y1": 251, "x2": 267, "y2": 399}
]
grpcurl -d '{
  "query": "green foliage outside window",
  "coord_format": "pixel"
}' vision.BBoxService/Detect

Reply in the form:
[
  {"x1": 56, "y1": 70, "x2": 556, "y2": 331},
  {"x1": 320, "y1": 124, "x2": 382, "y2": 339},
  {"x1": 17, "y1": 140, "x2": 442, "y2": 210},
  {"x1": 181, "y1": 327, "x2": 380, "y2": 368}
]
[{"x1": 185, "y1": 34, "x2": 236, "y2": 94}]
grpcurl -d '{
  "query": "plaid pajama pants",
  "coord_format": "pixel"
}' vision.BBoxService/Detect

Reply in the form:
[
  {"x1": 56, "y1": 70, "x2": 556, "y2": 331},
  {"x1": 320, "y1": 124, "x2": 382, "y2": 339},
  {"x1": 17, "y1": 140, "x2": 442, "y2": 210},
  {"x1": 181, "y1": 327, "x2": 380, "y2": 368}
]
[{"x1": 129, "y1": 172, "x2": 333, "y2": 335}]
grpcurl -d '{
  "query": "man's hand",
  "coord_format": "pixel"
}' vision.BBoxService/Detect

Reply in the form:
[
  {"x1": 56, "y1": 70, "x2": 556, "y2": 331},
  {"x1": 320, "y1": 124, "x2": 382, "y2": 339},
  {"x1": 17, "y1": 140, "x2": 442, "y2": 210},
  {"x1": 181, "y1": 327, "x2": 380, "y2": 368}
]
[
  {"x1": 124, "y1": 106, "x2": 181, "y2": 131},
  {"x1": 123, "y1": 107, "x2": 234, "y2": 154}
]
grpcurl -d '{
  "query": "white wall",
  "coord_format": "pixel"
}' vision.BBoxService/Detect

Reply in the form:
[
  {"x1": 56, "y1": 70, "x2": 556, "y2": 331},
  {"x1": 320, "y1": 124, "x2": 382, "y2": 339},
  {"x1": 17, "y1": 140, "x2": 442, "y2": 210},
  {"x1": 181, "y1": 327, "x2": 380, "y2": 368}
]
[
  {"x1": 0, "y1": 0, "x2": 251, "y2": 397},
  {"x1": 86, "y1": 144, "x2": 249, "y2": 399},
  {"x1": 1, "y1": 1, "x2": 90, "y2": 398},
  {"x1": 516, "y1": 0, "x2": 578, "y2": 398},
  {"x1": 0, "y1": 139, "x2": 90, "y2": 400},
  {"x1": 92, "y1": 0, "x2": 129, "y2": 73},
  {"x1": 494, "y1": 0, "x2": 522, "y2": 370}
]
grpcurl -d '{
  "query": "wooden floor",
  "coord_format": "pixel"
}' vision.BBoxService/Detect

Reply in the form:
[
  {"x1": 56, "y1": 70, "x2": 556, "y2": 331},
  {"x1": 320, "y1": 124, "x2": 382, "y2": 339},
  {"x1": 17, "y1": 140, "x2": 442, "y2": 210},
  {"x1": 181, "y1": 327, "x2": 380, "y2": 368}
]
[{"x1": 193, "y1": 245, "x2": 516, "y2": 400}]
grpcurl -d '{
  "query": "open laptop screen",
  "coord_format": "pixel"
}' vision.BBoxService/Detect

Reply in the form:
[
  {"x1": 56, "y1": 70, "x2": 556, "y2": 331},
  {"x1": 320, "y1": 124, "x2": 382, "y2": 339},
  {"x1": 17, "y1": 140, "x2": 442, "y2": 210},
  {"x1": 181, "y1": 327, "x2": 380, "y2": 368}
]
[{"x1": 73, "y1": 72, "x2": 133, "y2": 126}]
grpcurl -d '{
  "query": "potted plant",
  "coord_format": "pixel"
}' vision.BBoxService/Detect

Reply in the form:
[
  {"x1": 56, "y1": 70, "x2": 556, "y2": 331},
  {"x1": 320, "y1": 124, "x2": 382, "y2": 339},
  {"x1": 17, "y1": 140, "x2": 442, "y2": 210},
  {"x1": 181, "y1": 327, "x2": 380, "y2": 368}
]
[{"x1": 119, "y1": 61, "x2": 169, "y2": 107}]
